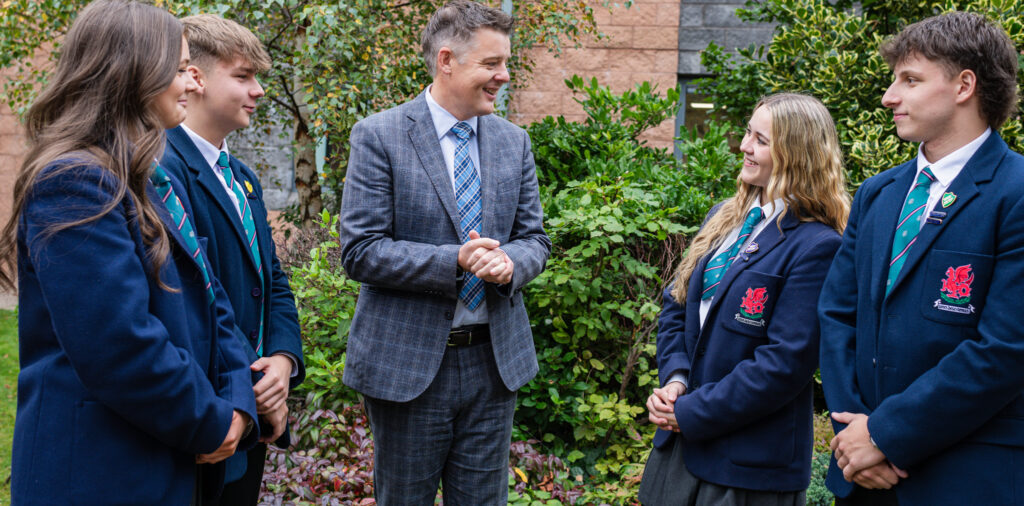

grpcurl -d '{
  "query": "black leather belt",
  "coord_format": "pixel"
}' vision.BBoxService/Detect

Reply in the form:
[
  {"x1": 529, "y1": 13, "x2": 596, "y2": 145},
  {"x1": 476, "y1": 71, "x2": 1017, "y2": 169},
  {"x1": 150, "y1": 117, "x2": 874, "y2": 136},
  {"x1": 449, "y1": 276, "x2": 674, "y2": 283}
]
[{"x1": 447, "y1": 325, "x2": 490, "y2": 347}]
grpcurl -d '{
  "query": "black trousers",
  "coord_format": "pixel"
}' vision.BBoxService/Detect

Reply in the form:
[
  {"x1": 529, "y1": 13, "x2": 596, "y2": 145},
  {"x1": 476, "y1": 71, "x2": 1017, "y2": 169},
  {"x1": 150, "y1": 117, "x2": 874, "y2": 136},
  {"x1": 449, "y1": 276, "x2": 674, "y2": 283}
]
[{"x1": 211, "y1": 443, "x2": 268, "y2": 505}]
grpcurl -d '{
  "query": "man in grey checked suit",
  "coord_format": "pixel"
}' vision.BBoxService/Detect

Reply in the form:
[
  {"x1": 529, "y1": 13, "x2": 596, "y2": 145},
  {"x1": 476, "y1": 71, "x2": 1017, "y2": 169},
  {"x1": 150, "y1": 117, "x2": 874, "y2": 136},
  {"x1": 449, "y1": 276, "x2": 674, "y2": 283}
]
[{"x1": 338, "y1": 1, "x2": 551, "y2": 504}]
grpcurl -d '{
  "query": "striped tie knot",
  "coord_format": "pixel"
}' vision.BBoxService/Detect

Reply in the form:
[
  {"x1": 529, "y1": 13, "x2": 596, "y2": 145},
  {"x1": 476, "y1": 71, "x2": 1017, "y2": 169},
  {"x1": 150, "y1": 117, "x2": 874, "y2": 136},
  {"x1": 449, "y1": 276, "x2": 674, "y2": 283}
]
[
  {"x1": 217, "y1": 151, "x2": 230, "y2": 169},
  {"x1": 886, "y1": 166, "x2": 935, "y2": 294},
  {"x1": 451, "y1": 121, "x2": 472, "y2": 141}
]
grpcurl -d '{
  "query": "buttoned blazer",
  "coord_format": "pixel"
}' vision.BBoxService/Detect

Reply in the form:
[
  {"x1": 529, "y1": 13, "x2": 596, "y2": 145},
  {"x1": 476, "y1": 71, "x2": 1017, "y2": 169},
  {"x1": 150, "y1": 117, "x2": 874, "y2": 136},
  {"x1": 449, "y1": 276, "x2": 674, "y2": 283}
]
[
  {"x1": 161, "y1": 126, "x2": 305, "y2": 395},
  {"x1": 12, "y1": 161, "x2": 258, "y2": 504},
  {"x1": 339, "y1": 92, "x2": 551, "y2": 402},
  {"x1": 654, "y1": 205, "x2": 840, "y2": 492},
  {"x1": 819, "y1": 133, "x2": 1024, "y2": 503}
]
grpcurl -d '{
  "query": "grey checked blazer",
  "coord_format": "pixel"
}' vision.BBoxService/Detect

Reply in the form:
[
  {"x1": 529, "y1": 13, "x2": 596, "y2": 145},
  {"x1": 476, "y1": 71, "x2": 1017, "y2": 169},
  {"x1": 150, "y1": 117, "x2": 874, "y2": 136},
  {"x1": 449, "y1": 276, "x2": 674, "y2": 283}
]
[{"x1": 339, "y1": 93, "x2": 551, "y2": 402}]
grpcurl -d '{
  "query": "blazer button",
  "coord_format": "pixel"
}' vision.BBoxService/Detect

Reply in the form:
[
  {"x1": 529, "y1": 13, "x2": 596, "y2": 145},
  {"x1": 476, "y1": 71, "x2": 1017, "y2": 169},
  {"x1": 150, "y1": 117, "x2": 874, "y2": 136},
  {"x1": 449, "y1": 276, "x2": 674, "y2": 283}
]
[
  {"x1": 697, "y1": 347, "x2": 706, "y2": 356},
  {"x1": 251, "y1": 287, "x2": 261, "y2": 297},
  {"x1": 249, "y1": 330, "x2": 258, "y2": 340},
  {"x1": 444, "y1": 311, "x2": 454, "y2": 320}
]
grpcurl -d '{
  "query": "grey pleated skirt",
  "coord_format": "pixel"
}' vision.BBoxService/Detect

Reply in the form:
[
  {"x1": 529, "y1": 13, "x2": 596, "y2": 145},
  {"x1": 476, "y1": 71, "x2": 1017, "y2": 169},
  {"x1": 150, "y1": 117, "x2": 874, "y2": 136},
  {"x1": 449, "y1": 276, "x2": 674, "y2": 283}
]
[{"x1": 638, "y1": 435, "x2": 806, "y2": 506}]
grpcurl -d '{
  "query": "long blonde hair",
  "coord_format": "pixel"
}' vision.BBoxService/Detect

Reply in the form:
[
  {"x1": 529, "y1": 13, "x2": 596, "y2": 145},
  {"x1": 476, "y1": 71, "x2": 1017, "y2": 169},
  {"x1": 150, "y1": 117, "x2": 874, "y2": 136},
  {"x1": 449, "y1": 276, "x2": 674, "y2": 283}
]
[
  {"x1": 0, "y1": 0, "x2": 182, "y2": 290},
  {"x1": 671, "y1": 93, "x2": 850, "y2": 302}
]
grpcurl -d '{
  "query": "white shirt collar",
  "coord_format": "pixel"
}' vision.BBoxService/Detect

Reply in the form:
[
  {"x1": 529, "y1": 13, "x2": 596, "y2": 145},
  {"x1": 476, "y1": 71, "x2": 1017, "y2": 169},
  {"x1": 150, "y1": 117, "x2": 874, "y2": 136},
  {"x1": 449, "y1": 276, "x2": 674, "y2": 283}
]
[
  {"x1": 180, "y1": 123, "x2": 230, "y2": 169},
  {"x1": 424, "y1": 85, "x2": 478, "y2": 141},
  {"x1": 749, "y1": 195, "x2": 786, "y2": 222},
  {"x1": 916, "y1": 128, "x2": 991, "y2": 187}
]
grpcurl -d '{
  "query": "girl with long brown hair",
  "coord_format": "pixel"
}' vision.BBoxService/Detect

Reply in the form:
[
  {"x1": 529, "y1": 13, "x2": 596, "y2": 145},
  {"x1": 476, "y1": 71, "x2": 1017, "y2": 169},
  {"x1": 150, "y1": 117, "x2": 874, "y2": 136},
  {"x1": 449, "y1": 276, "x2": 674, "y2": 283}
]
[
  {"x1": 639, "y1": 93, "x2": 850, "y2": 506},
  {"x1": 2, "y1": 1, "x2": 257, "y2": 503}
]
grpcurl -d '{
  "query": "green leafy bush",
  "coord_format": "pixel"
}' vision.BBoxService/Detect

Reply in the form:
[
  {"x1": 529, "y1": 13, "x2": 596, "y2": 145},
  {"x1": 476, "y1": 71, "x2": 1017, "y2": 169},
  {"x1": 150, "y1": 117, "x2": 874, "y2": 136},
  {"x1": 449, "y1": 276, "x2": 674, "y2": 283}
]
[
  {"x1": 281, "y1": 210, "x2": 361, "y2": 407},
  {"x1": 698, "y1": 0, "x2": 1024, "y2": 188},
  {"x1": 519, "y1": 78, "x2": 740, "y2": 490}
]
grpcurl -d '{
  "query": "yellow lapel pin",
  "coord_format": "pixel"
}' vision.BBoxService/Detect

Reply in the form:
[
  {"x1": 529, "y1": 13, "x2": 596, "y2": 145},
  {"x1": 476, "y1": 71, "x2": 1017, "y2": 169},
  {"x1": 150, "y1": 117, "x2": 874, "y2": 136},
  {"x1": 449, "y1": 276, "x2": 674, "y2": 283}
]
[{"x1": 244, "y1": 180, "x2": 254, "y2": 194}]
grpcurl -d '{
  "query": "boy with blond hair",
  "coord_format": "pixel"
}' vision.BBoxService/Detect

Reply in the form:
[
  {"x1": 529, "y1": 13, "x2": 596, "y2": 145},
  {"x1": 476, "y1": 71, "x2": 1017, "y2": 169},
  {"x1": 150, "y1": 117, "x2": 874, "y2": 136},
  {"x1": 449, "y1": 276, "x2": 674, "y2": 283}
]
[{"x1": 161, "y1": 14, "x2": 305, "y2": 504}]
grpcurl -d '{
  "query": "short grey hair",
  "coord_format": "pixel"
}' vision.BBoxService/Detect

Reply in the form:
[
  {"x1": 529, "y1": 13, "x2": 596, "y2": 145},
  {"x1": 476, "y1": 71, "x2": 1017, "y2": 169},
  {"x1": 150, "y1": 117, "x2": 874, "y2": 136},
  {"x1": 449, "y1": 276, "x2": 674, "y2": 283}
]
[{"x1": 421, "y1": 0, "x2": 514, "y2": 77}]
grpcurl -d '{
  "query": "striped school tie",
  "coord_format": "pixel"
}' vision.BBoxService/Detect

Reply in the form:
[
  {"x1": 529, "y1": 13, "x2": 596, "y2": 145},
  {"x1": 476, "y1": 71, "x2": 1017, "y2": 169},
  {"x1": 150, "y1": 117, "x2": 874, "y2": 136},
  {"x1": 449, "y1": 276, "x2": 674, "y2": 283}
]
[
  {"x1": 217, "y1": 152, "x2": 264, "y2": 356},
  {"x1": 701, "y1": 207, "x2": 764, "y2": 300},
  {"x1": 150, "y1": 164, "x2": 215, "y2": 304},
  {"x1": 452, "y1": 122, "x2": 484, "y2": 310},
  {"x1": 886, "y1": 167, "x2": 935, "y2": 294}
]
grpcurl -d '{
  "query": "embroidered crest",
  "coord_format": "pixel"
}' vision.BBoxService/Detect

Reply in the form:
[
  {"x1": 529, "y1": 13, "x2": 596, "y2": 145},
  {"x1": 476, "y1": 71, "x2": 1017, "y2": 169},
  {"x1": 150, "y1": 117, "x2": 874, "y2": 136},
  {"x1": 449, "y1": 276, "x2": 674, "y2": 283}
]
[
  {"x1": 941, "y1": 192, "x2": 957, "y2": 208},
  {"x1": 244, "y1": 180, "x2": 254, "y2": 194},
  {"x1": 933, "y1": 264, "x2": 976, "y2": 314},
  {"x1": 734, "y1": 287, "x2": 769, "y2": 327},
  {"x1": 739, "y1": 287, "x2": 768, "y2": 318}
]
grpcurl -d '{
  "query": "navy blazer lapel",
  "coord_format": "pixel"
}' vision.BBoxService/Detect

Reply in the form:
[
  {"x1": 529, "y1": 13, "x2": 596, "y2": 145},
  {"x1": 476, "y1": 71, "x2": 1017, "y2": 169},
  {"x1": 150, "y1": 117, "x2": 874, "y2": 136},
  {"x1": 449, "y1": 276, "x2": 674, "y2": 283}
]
[
  {"x1": 888, "y1": 134, "x2": 1006, "y2": 297},
  {"x1": 405, "y1": 94, "x2": 461, "y2": 235},
  {"x1": 869, "y1": 165, "x2": 915, "y2": 305},
  {"x1": 705, "y1": 212, "x2": 798, "y2": 319},
  {"x1": 477, "y1": 115, "x2": 499, "y2": 239},
  {"x1": 166, "y1": 127, "x2": 252, "y2": 261}
]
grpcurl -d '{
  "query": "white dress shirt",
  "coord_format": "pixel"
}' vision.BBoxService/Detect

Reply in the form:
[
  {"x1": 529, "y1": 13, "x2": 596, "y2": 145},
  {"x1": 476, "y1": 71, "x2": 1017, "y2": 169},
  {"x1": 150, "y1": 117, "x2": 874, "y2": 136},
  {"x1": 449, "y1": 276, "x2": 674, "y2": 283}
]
[
  {"x1": 909, "y1": 128, "x2": 991, "y2": 230},
  {"x1": 180, "y1": 124, "x2": 242, "y2": 220}
]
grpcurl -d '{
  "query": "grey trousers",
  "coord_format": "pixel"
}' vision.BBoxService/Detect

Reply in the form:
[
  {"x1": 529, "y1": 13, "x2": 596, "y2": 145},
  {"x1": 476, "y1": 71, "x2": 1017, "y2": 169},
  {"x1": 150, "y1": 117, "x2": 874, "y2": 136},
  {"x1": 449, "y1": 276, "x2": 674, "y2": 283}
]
[
  {"x1": 363, "y1": 341, "x2": 516, "y2": 506},
  {"x1": 639, "y1": 434, "x2": 806, "y2": 506}
]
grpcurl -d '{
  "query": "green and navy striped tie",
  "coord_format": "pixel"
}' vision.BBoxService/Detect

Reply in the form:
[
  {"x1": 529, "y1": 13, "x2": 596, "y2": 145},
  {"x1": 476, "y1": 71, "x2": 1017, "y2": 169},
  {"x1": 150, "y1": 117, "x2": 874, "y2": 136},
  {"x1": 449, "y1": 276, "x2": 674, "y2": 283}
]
[
  {"x1": 701, "y1": 207, "x2": 763, "y2": 300},
  {"x1": 218, "y1": 152, "x2": 264, "y2": 356},
  {"x1": 886, "y1": 167, "x2": 935, "y2": 294},
  {"x1": 150, "y1": 164, "x2": 215, "y2": 304}
]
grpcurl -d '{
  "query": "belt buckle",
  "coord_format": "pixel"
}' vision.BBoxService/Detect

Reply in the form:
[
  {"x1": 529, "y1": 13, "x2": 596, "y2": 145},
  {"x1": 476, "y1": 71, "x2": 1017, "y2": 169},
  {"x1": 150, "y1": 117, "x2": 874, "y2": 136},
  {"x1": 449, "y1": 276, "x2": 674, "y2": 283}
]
[{"x1": 448, "y1": 329, "x2": 472, "y2": 347}]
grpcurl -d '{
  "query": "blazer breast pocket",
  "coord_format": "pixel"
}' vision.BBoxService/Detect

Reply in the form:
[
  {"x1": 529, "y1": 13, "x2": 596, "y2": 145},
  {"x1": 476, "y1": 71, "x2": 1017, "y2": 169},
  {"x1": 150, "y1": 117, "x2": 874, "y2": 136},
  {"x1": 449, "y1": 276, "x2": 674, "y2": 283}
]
[
  {"x1": 919, "y1": 249, "x2": 993, "y2": 326},
  {"x1": 718, "y1": 270, "x2": 783, "y2": 338}
]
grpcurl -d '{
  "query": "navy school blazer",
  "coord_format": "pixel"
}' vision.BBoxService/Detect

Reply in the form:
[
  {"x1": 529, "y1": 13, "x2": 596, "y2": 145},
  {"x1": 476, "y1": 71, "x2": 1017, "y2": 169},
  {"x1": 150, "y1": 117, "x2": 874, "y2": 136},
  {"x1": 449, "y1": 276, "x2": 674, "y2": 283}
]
[
  {"x1": 819, "y1": 133, "x2": 1024, "y2": 504},
  {"x1": 12, "y1": 160, "x2": 258, "y2": 504},
  {"x1": 161, "y1": 126, "x2": 305, "y2": 396},
  {"x1": 654, "y1": 205, "x2": 841, "y2": 492}
]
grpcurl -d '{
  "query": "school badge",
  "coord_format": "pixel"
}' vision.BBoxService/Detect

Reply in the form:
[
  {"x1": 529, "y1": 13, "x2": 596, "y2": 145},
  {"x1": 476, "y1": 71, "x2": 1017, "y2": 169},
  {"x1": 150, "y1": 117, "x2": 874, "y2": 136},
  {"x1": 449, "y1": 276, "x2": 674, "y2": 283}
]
[
  {"x1": 735, "y1": 287, "x2": 768, "y2": 327},
  {"x1": 933, "y1": 264, "x2": 976, "y2": 314},
  {"x1": 244, "y1": 180, "x2": 254, "y2": 194}
]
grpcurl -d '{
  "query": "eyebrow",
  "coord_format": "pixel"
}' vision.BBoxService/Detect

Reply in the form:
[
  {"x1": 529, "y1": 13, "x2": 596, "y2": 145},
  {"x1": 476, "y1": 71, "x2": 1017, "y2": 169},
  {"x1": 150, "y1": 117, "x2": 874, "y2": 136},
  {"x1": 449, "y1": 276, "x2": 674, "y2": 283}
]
[{"x1": 747, "y1": 124, "x2": 769, "y2": 141}]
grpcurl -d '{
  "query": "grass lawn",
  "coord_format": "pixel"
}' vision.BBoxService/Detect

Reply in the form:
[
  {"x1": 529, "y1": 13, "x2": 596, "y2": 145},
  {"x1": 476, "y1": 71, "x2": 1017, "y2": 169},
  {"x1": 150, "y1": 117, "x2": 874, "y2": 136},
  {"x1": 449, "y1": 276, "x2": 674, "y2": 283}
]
[{"x1": 0, "y1": 309, "x2": 16, "y2": 505}]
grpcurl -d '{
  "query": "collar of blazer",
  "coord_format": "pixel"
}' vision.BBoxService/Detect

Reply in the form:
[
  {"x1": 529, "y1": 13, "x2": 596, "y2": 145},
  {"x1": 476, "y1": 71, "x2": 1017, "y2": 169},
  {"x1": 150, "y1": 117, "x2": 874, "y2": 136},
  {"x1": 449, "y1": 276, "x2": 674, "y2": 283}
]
[
  {"x1": 404, "y1": 92, "x2": 504, "y2": 240},
  {"x1": 700, "y1": 210, "x2": 801, "y2": 321},
  {"x1": 878, "y1": 132, "x2": 1007, "y2": 300},
  {"x1": 166, "y1": 126, "x2": 260, "y2": 273}
]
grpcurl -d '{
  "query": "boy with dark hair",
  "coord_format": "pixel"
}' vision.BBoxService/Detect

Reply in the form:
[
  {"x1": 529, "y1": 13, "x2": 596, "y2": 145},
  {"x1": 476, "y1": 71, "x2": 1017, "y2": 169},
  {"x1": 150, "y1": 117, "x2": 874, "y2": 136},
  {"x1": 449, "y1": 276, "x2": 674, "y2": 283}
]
[
  {"x1": 820, "y1": 11, "x2": 1024, "y2": 505},
  {"x1": 161, "y1": 14, "x2": 305, "y2": 505}
]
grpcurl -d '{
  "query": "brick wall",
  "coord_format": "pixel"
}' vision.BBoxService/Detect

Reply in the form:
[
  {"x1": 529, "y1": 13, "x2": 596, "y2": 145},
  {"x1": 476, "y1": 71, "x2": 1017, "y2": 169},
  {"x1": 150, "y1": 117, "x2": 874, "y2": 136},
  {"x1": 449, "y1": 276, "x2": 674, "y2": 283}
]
[{"x1": 508, "y1": 0, "x2": 682, "y2": 148}]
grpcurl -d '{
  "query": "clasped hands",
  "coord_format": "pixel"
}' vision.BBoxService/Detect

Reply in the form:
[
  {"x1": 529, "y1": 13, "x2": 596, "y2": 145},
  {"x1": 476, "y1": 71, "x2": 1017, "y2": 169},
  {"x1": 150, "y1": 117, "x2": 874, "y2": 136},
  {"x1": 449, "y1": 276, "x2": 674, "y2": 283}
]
[
  {"x1": 196, "y1": 355, "x2": 292, "y2": 464},
  {"x1": 646, "y1": 381, "x2": 686, "y2": 433},
  {"x1": 830, "y1": 412, "x2": 909, "y2": 490},
  {"x1": 458, "y1": 230, "x2": 514, "y2": 285}
]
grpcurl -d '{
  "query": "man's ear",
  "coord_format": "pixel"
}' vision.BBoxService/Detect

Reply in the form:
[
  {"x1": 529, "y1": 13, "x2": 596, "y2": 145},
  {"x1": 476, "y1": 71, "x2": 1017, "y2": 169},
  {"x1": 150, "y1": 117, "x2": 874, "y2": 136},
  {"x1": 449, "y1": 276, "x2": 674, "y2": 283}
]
[
  {"x1": 436, "y1": 46, "x2": 454, "y2": 76},
  {"x1": 188, "y1": 65, "x2": 206, "y2": 95},
  {"x1": 954, "y1": 69, "x2": 977, "y2": 105}
]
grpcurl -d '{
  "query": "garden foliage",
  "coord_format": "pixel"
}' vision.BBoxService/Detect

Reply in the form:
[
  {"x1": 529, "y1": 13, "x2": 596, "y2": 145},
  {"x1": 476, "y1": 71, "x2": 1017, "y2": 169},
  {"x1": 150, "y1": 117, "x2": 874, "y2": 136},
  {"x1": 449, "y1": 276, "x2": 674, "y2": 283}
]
[{"x1": 698, "y1": 0, "x2": 1024, "y2": 187}]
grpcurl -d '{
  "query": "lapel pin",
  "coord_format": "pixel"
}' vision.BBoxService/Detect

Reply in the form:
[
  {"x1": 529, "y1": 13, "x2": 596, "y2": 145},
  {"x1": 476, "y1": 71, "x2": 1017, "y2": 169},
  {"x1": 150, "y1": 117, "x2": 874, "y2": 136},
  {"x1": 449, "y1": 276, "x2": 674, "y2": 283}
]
[
  {"x1": 744, "y1": 243, "x2": 759, "y2": 254},
  {"x1": 941, "y1": 192, "x2": 957, "y2": 208},
  {"x1": 926, "y1": 217, "x2": 943, "y2": 225},
  {"x1": 930, "y1": 211, "x2": 947, "y2": 218}
]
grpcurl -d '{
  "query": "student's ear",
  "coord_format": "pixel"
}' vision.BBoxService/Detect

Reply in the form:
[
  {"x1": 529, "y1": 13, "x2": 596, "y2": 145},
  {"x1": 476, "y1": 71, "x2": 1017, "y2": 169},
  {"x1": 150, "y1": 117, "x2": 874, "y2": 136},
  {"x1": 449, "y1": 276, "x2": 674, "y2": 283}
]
[
  {"x1": 954, "y1": 69, "x2": 977, "y2": 105},
  {"x1": 187, "y1": 65, "x2": 206, "y2": 95},
  {"x1": 436, "y1": 46, "x2": 454, "y2": 76}
]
